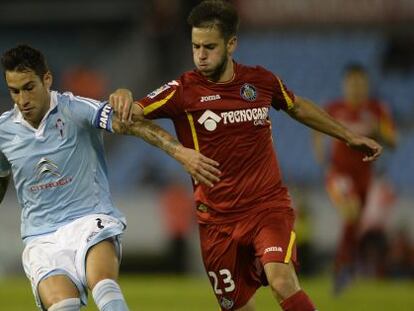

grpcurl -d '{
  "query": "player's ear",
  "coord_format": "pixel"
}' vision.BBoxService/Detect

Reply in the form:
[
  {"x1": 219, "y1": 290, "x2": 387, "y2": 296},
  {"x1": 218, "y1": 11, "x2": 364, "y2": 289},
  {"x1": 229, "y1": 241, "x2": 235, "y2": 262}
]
[
  {"x1": 43, "y1": 71, "x2": 53, "y2": 90},
  {"x1": 227, "y1": 36, "x2": 237, "y2": 54}
]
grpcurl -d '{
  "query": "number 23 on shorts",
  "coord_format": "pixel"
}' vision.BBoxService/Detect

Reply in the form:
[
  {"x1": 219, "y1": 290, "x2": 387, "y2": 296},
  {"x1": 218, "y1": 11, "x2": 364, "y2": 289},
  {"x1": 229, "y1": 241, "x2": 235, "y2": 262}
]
[{"x1": 208, "y1": 269, "x2": 236, "y2": 294}]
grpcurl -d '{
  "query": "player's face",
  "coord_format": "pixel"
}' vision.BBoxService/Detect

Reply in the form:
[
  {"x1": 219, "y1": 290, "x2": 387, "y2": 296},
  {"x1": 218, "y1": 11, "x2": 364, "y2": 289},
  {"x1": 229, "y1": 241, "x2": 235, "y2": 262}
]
[
  {"x1": 5, "y1": 69, "x2": 52, "y2": 127},
  {"x1": 192, "y1": 26, "x2": 236, "y2": 81},
  {"x1": 343, "y1": 71, "x2": 369, "y2": 106}
]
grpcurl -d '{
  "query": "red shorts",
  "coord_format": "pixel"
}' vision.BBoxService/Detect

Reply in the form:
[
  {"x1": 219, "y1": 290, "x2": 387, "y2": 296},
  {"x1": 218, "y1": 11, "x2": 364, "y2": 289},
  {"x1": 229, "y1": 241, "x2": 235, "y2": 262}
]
[{"x1": 199, "y1": 208, "x2": 296, "y2": 310}]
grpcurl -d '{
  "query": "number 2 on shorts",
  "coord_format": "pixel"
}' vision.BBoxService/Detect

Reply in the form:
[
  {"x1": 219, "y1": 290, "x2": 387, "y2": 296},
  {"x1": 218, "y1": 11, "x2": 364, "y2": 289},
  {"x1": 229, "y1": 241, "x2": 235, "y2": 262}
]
[
  {"x1": 96, "y1": 218, "x2": 105, "y2": 229},
  {"x1": 208, "y1": 269, "x2": 235, "y2": 294}
]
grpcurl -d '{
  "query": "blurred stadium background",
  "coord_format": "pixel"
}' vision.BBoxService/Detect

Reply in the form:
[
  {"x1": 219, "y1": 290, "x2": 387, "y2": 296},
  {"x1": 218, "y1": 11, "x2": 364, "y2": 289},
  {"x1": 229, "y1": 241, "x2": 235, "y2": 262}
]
[{"x1": 0, "y1": 0, "x2": 413, "y2": 309}]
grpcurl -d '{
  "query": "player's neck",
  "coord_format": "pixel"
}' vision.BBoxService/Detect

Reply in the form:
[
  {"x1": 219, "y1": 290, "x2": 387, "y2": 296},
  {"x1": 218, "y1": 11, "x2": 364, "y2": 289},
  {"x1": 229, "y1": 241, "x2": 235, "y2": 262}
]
[
  {"x1": 29, "y1": 93, "x2": 51, "y2": 129},
  {"x1": 215, "y1": 59, "x2": 235, "y2": 83}
]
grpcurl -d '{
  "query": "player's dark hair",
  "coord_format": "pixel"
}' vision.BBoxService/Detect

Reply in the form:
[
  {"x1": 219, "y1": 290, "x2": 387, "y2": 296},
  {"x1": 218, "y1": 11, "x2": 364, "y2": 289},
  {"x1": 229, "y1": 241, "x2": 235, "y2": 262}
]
[
  {"x1": 343, "y1": 63, "x2": 367, "y2": 76},
  {"x1": 187, "y1": 0, "x2": 239, "y2": 41},
  {"x1": 1, "y1": 44, "x2": 49, "y2": 79}
]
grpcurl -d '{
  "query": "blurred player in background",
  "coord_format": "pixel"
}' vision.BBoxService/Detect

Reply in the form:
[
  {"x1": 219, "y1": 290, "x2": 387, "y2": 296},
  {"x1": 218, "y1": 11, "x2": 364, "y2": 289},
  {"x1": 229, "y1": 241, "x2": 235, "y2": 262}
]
[
  {"x1": 116, "y1": 1, "x2": 382, "y2": 310},
  {"x1": 313, "y1": 63, "x2": 397, "y2": 293},
  {"x1": 0, "y1": 45, "x2": 220, "y2": 311},
  {"x1": 159, "y1": 177, "x2": 195, "y2": 274}
]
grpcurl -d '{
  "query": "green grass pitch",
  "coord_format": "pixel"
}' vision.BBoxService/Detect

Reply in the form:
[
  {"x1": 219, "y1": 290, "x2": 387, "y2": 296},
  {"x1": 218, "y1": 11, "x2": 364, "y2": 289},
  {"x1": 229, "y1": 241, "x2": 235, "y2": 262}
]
[{"x1": 0, "y1": 275, "x2": 413, "y2": 310}]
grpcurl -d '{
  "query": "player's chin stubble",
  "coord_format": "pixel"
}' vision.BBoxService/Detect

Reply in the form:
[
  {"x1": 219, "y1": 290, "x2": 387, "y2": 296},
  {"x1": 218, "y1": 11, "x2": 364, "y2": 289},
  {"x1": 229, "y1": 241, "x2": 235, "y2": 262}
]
[{"x1": 201, "y1": 54, "x2": 228, "y2": 82}]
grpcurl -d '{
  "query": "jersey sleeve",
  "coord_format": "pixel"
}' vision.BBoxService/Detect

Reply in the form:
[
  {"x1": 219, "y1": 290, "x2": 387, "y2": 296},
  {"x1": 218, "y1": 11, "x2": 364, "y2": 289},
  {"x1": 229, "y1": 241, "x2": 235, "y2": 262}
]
[
  {"x1": 270, "y1": 74, "x2": 295, "y2": 111},
  {"x1": 64, "y1": 92, "x2": 114, "y2": 132},
  {"x1": 137, "y1": 80, "x2": 183, "y2": 119},
  {"x1": 0, "y1": 151, "x2": 10, "y2": 177}
]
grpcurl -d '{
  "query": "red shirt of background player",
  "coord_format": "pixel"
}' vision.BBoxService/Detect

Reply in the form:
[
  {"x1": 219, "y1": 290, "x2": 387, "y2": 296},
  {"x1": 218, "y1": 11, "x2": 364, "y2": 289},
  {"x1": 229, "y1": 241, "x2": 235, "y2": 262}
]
[{"x1": 326, "y1": 99, "x2": 395, "y2": 195}]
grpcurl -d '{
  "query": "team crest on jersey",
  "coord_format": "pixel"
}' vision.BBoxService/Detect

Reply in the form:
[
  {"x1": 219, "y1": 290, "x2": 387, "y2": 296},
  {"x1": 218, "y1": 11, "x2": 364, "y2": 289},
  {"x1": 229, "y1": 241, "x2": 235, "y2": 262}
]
[
  {"x1": 240, "y1": 83, "x2": 257, "y2": 101},
  {"x1": 219, "y1": 297, "x2": 234, "y2": 310},
  {"x1": 55, "y1": 118, "x2": 65, "y2": 138}
]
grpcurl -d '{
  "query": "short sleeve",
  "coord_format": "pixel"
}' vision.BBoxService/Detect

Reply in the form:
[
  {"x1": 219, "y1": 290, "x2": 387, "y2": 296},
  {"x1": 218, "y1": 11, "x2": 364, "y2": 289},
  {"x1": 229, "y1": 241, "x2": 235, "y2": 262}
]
[
  {"x1": 64, "y1": 92, "x2": 114, "y2": 132},
  {"x1": 270, "y1": 74, "x2": 295, "y2": 111},
  {"x1": 0, "y1": 151, "x2": 10, "y2": 177},
  {"x1": 137, "y1": 80, "x2": 183, "y2": 119}
]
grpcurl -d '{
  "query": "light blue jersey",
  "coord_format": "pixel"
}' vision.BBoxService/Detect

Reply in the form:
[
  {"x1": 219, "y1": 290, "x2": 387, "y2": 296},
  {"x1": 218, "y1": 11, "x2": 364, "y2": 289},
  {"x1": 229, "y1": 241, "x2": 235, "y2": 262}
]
[{"x1": 0, "y1": 91, "x2": 125, "y2": 242}]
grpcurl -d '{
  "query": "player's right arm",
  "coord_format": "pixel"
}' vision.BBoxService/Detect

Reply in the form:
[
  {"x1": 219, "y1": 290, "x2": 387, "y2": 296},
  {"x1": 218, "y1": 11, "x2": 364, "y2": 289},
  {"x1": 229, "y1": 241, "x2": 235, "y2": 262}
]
[
  {"x1": 114, "y1": 104, "x2": 221, "y2": 187},
  {"x1": 108, "y1": 88, "x2": 221, "y2": 187}
]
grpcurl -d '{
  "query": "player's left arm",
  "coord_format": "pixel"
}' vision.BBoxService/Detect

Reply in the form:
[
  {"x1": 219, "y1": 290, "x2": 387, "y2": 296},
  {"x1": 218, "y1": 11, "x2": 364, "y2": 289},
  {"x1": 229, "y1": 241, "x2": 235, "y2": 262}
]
[{"x1": 286, "y1": 96, "x2": 382, "y2": 162}]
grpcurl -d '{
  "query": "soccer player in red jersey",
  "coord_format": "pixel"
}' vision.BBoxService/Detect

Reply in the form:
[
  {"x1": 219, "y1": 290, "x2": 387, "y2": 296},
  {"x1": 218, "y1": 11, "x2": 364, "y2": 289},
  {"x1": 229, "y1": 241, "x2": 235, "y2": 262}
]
[
  {"x1": 313, "y1": 64, "x2": 397, "y2": 293},
  {"x1": 114, "y1": 1, "x2": 382, "y2": 310}
]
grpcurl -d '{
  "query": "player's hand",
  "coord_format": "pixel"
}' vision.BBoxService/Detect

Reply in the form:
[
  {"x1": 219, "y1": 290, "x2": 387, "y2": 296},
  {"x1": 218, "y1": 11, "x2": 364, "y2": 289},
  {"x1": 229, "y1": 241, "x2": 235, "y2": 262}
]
[
  {"x1": 175, "y1": 146, "x2": 221, "y2": 187},
  {"x1": 346, "y1": 134, "x2": 383, "y2": 162},
  {"x1": 109, "y1": 88, "x2": 134, "y2": 123}
]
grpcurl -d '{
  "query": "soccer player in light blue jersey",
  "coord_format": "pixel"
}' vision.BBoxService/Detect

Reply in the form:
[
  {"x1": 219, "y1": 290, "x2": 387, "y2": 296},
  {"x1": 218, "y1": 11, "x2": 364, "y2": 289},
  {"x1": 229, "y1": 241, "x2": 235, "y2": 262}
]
[{"x1": 0, "y1": 45, "x2": 220, "y2": 311}]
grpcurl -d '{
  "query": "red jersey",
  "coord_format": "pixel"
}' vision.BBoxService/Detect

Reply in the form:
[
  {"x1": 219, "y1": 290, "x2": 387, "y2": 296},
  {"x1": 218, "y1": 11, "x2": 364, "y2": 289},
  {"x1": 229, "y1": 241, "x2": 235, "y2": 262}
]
[
  {"x1": 138, "y1": 62, "x2": 295, "y2": 224},
  {"x1": 325, "y1": 99, "x2": 395, "y2": 176}
]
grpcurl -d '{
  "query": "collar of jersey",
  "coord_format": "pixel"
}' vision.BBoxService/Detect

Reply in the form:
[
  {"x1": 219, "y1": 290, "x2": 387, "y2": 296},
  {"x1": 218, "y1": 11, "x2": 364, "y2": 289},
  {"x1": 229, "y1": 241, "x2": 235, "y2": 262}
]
[
  {"x1": 200, "y1": 61, "x2": 237, "y2": 85},
  {"x1": 13, "y1": 90, "x2": 58, "y2": 138}
]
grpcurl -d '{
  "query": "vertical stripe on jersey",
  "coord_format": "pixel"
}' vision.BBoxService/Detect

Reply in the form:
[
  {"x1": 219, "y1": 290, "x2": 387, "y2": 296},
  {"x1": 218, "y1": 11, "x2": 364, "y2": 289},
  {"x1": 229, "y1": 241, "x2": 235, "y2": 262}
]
[
  {"x1": 143, "y1": 91, "x2": 176, "y2": 116},
  {"x1": 186, "y1": 112, "x2": 199, "y2": 151},
  {"x1": 284, "y1": 231, "x2": 296, "y2": 263},
  {"x1": 276, "y1": 78, "x2": 294, "y2": 111}
]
